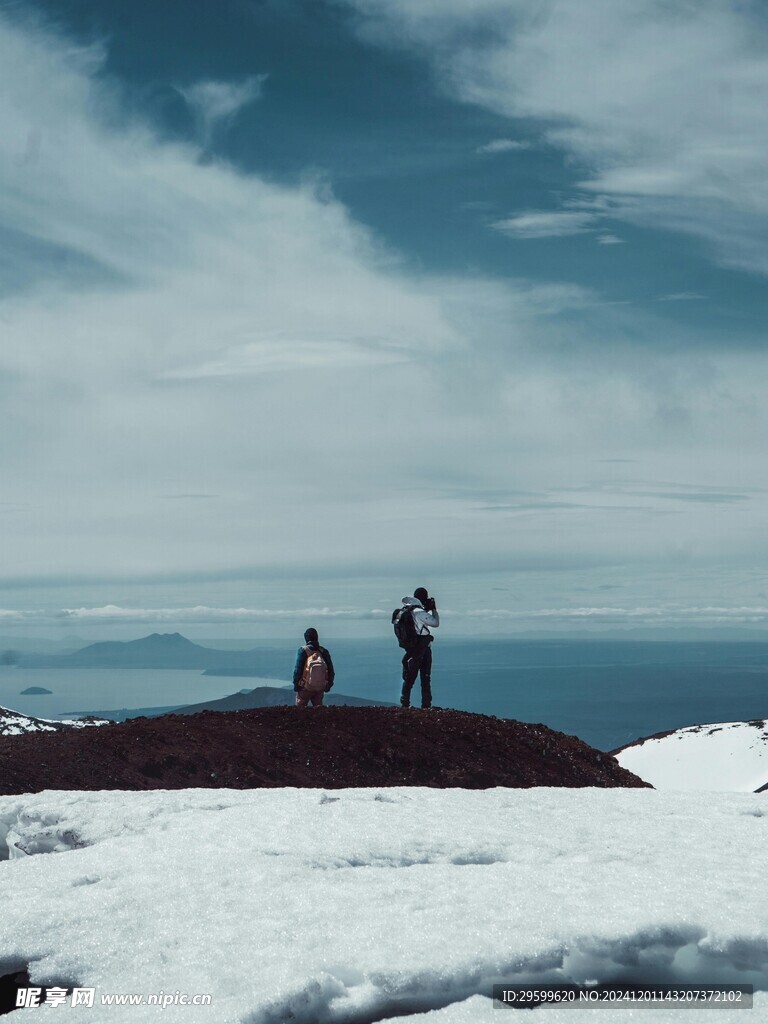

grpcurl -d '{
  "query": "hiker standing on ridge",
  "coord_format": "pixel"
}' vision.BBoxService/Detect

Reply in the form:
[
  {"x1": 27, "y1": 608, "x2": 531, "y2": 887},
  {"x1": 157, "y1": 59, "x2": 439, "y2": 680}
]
[
  {"x1": 293, "y1": 628, "x2": 335, "y2": 708},
  {"x1": 393, "y1": 587, "x2": 439, "y2": 709}
]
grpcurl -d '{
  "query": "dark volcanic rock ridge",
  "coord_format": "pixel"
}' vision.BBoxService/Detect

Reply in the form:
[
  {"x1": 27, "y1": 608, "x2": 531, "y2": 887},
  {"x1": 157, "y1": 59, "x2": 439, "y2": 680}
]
[{"x1": 0, "y1": 706, "x2": 649, "y2": 793}]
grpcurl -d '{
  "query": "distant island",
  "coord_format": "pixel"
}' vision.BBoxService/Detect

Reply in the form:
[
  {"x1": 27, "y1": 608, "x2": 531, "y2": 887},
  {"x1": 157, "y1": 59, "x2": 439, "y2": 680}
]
[
  {"x1": 20, "y1": 686, "x2": 53, "y2": 695},
  {"x1": 18, "y1": 632, "x2": 287, "y2": 677}
]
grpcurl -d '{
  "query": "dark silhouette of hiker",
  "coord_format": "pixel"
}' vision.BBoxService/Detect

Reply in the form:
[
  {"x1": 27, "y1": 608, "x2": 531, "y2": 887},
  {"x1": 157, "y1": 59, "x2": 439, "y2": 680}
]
[
  {"x1": 293, "y1": 628, "x2": 335, "y2": 708},
  {"x1": 399, "y1": 588, "x2": 439, "y2": 709}
]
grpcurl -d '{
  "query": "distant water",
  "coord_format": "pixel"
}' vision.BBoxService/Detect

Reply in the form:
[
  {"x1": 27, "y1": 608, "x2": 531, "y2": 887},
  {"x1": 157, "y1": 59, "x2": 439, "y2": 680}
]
[
  {"x1": 0, "y1": 668, "x2": 286, "y2": 722},
  {"x1": 3, "y1": 640, "x2": 768, "y2": 751}
]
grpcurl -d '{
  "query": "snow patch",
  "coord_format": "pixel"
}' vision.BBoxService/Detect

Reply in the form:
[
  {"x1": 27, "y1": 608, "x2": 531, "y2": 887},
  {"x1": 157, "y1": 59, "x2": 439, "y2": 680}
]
[
  {"x1": 0, "y1": 805, "x2": 84, "y2": 860},
  {"x1": 1, "y1": 789, "x2": 767, "y2": 1021},
  {"x1": 0, "y1": 705, "x2": 109, "y2": 736},
  {"x1": 615, "y1": 719, "x2": 768, "y2": 791},
  {"x1": 248, "y1": 927, "x2": 768, "y2": 1024}
]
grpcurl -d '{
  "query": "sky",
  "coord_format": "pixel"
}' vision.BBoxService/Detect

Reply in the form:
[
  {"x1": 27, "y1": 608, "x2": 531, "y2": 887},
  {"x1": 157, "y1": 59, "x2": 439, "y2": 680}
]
[{"x1": 2, "y1": 0, "x2": 768, "y2": 638}]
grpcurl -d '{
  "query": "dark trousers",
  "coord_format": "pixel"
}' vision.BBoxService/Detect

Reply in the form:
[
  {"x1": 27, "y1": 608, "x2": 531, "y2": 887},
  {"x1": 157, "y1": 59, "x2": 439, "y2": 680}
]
[{"x1": 401, "y1": 637, "x2": 433, "y2": 708}]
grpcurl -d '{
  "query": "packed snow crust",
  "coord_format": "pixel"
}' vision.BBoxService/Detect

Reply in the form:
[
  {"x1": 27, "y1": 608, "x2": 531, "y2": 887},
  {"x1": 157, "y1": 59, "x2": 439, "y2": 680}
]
[
  {"x1": 615, "y1": 719, "x2": 768, "y2": 792},
  {"x1": 1, "y1": 788, "x2": 766, "y2": 1022}
]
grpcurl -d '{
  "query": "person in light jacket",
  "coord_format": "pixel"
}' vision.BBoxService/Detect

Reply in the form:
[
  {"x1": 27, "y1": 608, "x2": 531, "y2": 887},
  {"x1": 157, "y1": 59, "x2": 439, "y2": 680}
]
[{"x1": 400, "y1": 587, "x2": 439, "y2": 709}]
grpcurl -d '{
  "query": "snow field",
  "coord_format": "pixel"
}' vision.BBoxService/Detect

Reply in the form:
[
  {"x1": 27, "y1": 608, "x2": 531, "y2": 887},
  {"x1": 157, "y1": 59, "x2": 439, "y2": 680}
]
[
  {"x1": 0, "y1": 787, "x2": 766, "y2": 1022},
  {"x1": 615, "y1": 720, "x2": 768, "y2": 792}
]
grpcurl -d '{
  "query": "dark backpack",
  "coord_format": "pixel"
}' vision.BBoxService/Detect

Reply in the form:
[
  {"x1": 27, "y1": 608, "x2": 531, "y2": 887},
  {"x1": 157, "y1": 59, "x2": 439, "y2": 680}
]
[{"x1": 392, "y1": 606, "x2": 418, "y2": 649}]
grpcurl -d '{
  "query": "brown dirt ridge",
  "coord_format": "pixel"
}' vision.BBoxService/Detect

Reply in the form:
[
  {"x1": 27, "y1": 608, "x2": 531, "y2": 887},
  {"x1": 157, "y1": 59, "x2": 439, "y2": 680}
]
[{"x1": 0, "y1": 707, "x2": 649, "y2": 794}]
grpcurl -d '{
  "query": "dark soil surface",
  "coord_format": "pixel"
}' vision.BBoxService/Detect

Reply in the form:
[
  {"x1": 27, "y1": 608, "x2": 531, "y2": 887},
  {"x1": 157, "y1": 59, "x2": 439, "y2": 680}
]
[{"x1": 0, "y1": 707, "x2": 650, "y2": 794}]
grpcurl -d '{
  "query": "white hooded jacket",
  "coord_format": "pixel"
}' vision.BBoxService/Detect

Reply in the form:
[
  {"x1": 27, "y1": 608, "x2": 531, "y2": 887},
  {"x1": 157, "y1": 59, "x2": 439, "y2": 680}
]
[{"x1": 401, "y1": 595, "x2": 439, "y2": 636}]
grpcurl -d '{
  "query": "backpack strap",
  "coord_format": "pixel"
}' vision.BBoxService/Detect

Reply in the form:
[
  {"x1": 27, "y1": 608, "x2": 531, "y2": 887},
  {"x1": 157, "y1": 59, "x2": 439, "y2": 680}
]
[{"x1": 302, "y1": 644, "x2": 324, "y2": 667}]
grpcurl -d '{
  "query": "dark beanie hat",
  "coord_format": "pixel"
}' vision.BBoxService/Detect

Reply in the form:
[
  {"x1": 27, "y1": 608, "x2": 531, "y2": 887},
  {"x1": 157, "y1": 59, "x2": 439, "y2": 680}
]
[
  {"x1": 304, "y1": 627, "x2": 319, "y2": 645},
  {"x1": 413, "y1": 587, "x2": 429, "y2": 604}
]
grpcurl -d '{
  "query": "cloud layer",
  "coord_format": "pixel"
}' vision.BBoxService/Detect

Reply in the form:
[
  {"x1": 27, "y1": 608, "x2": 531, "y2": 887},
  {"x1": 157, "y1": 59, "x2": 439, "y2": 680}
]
[
  {"x1": 3, "y1": 601, "x2": 768, "y2": 634},
  {"x1": 348, "y1": 0, "x2": 768, "y2": 273},
  {"x1": 1, "y1": 8, "x2": 767, "y2": 621}
]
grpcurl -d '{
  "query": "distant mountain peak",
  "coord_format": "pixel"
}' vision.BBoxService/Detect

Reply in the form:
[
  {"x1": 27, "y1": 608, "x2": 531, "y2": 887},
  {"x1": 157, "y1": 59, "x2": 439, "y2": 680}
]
[
  {"x1": 63, "y1": 632, "x2": 217, "y2": 669},
  {"x1": 27, "y1": 632, "x2": 264, "y2": 671},
  {"x1": 137, "y1": 632, "x2": 195, "y2": 645}
]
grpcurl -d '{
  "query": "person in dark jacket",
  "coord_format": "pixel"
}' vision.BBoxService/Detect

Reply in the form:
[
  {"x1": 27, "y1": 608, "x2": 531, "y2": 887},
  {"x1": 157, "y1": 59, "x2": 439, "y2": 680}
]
[
  {"x1": 400, "y1": 587, "x2": 439, "y2": 709},
  {"x1": 293, "y1": 627, "x2": 335, "y2": 707}
]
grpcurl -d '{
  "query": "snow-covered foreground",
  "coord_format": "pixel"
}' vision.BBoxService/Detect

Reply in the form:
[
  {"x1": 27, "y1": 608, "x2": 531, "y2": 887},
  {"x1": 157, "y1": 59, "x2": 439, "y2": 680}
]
[
  {"x1": 1, "y1": 788, "x2": 766, "y2": 1023},
  {"x1": 615, "y1": 719, "x2": 768, "y2": 792}
]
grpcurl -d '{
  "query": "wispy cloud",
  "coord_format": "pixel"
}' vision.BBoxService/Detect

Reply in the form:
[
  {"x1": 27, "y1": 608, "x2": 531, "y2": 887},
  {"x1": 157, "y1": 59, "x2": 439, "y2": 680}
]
[
  {"x1": 464, "y1": 606, "x2": 768, "y2": 626},
  {"x1": 492, "y1": 202, "x2": 625, "y2": 243},
  {"x1": 476, "y1": 137, "x2": 530, "y2": 154},
  {"x1": 492, "y1": 210, "x2": 594, "y2": 239},
  {"x1": 159, "y1": 334, "x2": 407, "y2": 379},
  {"x1": 347, "y1": 0, "x2": 768, "y2": 275},
  {"x1": 57, "y1": 605, "x2": 388, "y2": 623},
  {"x1": 178, "y1": 75, "x2": 266, "y2": 143}
]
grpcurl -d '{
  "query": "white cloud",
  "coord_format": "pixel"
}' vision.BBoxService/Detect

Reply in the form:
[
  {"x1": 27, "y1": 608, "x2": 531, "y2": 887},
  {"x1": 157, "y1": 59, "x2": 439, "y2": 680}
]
[
  {"x1": 465, "y1": 605, "x2": 768, "y2": 627},
  {"x1": 12, "y1": 601, "x2": 768, "y2": 629},
  {"x1": 596, "y1": 233, "x2": 624, "y2": 245},
  {"x1": 0, "y1": 15, "x2": 470, "y2": 580},
  {"x1": 347, "y1": 0, "x2": 768, "y2": 274},
  {"x1": 658, "y1": 292, "x2": 706, "y2": 302},
  {"x1": 179, "y1": 75, "x2": 266, "y2": 143},
  {"x1": 1, "y1": 12, "x2": 768, "y2": 599},
  {"x1": 57, "y1": 605, "x2": 388, "y2": 623},
  {"x1": 476, "y1": 137, "x2": 530, "y2": 154},
  {"x1": 492, "y1": 210, "x2": 595, "y2": 238},
  {"x1": 159, "y1": 333, "x2": 407, "y2": 379}
]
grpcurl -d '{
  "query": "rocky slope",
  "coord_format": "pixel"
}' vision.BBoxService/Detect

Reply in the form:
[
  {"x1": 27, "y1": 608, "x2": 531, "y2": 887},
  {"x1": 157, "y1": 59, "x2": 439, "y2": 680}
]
[{"x1": 0, "y1": 706, "x2": 648, "y2": 793}]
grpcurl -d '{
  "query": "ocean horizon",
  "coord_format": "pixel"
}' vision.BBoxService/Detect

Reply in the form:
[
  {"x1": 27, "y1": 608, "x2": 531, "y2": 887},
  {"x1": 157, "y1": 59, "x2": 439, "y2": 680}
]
[{"x1": 2, "y1": 638, "x2": 768, "y2": 752}]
